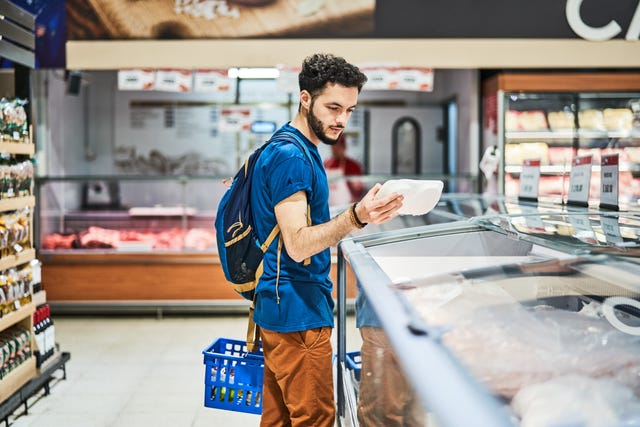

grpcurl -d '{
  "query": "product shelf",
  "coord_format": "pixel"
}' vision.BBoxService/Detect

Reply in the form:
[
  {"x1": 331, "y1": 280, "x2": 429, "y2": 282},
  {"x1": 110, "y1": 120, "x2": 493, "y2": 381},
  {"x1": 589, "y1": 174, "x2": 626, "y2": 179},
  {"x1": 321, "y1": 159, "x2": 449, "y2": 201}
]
[
  {"x1": 0, "y1": 248, "x2": 35, "y2": 272},
  {"x1": 0, "y1": 302, "x2": 34, "y2": 332},
  {"x1": 0, "y1": 196, "x2": 35, "y2": 213},
  {"x1": 0, "y1": 143, "x2": 34, "y2": 156},
  {"x1": 0, "y1": 358, "x2": 36, "y2": 402}
]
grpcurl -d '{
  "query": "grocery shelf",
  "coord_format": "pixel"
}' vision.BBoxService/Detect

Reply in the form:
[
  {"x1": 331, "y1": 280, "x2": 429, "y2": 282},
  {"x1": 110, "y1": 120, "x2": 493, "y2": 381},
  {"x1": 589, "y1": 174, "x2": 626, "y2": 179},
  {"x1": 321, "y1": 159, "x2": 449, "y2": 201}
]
[
  {"x1": 0, "y1": 358, "x2": 36, "y2": 403},
  {"x1": 0, "y1": 351, "x2": 70, "y2": 426},
  {"x1": 0, "y1": 248, "x2": 36, "y2": 271},
  {"x1": 0, "y1": 143, "x2": 34, "y2": 156},
  {"x1": 0, "y1": 196, "x2": 35, "y2": 213},
  {"x1": 0, "y1": 302, "x2": 34, "y2": 332}
]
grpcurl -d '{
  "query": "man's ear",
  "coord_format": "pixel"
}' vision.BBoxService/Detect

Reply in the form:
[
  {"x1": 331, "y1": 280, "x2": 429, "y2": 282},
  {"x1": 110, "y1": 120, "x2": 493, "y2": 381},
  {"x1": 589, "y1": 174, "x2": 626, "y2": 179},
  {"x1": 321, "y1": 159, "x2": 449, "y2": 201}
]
[{"x1": 300, "y1": 90, "x2": 311, "y2": 110}]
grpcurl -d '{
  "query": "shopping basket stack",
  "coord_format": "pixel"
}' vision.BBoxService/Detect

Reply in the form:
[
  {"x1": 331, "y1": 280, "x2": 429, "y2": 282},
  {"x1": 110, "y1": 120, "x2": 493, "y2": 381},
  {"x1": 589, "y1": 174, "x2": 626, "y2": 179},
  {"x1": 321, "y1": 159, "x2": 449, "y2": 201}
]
[{"x1": 202, "y1": 337, "x2": 264, "y2": 414}]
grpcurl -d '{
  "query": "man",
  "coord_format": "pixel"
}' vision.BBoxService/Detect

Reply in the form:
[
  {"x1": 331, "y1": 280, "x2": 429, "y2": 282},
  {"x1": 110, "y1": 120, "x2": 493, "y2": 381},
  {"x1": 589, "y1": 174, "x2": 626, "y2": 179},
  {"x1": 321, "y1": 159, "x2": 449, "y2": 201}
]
[
  {"x1": 250, "y1": 53, "x2": 404, "y2": 426},
  {"x1": 324, "y1": 134, "x2": 365, "y2": 205}
]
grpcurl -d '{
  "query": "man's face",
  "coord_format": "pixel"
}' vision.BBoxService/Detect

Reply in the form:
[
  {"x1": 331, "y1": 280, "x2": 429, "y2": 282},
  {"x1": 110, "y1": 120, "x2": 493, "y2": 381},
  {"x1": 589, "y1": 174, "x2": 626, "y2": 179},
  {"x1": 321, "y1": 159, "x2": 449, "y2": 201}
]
[{"x1": 305, "y1": 83, "x2": 359, "y2": 146}]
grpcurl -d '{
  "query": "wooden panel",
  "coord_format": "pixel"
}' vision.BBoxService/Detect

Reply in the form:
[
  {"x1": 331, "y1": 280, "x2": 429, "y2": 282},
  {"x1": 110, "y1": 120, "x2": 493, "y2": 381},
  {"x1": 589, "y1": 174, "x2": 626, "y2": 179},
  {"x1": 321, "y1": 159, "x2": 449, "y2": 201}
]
[
  {"x1": 496, "y1": 73, "x2": 640, "y2": 92},
  {"x1": 0, "y1": 358, "x2": 36, "y2": 402},
  {"x1": 85, "y1": 0, "x2": 374, "y2": 38},
  {"x1": 67, "y1": 39, "x2": 640, "y2": 70},
  {"x1": 42, "y1": 253, "x2": 358, "y2": 302}
]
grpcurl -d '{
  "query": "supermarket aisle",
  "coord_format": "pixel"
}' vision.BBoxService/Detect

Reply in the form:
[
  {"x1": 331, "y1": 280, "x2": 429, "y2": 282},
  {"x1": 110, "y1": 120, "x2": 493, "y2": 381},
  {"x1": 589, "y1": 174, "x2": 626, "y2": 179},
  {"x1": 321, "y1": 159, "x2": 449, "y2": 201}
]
[
  {"x1": 8, "y1": 315, "x2": 264, "y2": 427},
  {"x1": 9, "y1": 314, "x2": 360, "y2": 427}
]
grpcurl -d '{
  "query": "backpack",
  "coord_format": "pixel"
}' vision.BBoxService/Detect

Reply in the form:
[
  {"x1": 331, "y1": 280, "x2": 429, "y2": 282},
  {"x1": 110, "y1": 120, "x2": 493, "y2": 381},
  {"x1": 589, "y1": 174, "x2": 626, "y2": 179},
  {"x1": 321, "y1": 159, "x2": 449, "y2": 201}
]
[{"x1": 215, "y1": 129, "x2": 314, "y2": 302}]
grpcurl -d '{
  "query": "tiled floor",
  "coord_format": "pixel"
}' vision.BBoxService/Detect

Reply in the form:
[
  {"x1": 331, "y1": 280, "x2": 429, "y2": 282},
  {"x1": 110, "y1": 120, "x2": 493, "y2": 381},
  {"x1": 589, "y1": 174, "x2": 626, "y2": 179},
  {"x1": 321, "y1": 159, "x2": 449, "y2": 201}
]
[{"x1": 8, "y1": 314, "x2": 360, "y2": 427}]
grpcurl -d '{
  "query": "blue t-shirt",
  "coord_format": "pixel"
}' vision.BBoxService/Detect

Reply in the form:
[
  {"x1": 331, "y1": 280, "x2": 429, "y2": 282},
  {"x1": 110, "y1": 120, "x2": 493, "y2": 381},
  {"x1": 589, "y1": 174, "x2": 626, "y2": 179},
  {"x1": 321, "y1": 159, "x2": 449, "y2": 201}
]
[{"x1": 250, "y1": 123, "x2": 334, "y2": 333}]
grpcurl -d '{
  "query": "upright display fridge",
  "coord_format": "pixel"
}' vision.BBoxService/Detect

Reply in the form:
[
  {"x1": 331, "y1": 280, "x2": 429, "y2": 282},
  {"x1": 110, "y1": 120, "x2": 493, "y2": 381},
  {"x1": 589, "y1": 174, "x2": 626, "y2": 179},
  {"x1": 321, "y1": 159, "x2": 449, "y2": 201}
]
[{"x1": 482, "y1": 72, "x2": 640, "y2": 208}]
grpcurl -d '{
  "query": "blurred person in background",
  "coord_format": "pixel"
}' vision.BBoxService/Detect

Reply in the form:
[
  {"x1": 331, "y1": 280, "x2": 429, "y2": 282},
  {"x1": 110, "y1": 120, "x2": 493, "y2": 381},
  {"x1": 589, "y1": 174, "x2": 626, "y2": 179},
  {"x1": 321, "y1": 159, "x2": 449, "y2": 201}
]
[{"x1": 324, "y1": 134, "x2": 365, "y2": 206}]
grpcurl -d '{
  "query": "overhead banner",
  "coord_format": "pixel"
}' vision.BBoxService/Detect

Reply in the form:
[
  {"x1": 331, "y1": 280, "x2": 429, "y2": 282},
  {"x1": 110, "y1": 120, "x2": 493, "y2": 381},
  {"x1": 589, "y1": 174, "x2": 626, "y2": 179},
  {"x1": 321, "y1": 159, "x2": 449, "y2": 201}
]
[{"x1": 66, "y1": 0, "x2": 640, "y2": 41}]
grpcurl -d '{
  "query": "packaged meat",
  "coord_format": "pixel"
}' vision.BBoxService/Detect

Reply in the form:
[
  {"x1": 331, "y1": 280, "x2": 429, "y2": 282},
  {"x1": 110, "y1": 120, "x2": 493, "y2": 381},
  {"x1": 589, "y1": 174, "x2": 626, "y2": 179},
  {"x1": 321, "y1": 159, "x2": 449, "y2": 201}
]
[
  {"x1": 579, "y1": 109, "x2": 605, "y2": 131},
  {"x1": 512, "y1": 375, "x2": 640, "y2": 427},
  {"x1": 504, "y1": 143, "x2": 549, "y2": 165},
  {"x1": 505, "y1": 110, "x2": 520, "y2": 131},
  {"x1": 547, "y1": 111, "x2": 575, "y2": 131},
  {"x1": 603, "y1": 108, "x2": 633, "y2": 131},
  {"x1": 518, "y1": 111, "x2": 548, "y2": 131},
  {"x1": 406, "y1": 282, "x2": 640, "y2": 399}
]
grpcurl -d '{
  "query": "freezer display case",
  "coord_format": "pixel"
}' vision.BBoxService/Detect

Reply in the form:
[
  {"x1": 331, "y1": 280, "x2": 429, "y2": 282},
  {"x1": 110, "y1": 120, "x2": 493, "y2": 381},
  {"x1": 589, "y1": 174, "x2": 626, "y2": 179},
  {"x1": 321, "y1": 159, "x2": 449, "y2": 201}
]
[{"x1": 336, "y1": 210, "x2": 640, "y2": 427}]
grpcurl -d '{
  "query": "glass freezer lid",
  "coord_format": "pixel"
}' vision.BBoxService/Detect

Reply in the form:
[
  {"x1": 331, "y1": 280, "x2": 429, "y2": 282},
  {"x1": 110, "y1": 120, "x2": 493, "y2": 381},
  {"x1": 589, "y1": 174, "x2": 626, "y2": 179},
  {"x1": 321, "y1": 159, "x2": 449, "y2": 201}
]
[
  {"x1": 390, "y1": 254, "x2": 640, "y2": 424},
  {"x1": 340, "y1": 216, "x2": 640, "y2": 427},
  {"x1": 474, "y1": 211, "x2": 640, "y2": 257}
]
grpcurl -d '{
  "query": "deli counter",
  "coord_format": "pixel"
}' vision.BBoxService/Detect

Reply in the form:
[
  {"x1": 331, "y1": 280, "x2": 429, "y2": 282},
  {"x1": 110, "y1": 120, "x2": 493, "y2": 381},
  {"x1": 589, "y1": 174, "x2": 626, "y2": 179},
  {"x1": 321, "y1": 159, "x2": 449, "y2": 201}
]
[
  {"x1": 336, "y1": 209, "x2": 640, "y2": 427},
  {"x1": 35, "y1": 176, "x2": 471, "y2": 311}
]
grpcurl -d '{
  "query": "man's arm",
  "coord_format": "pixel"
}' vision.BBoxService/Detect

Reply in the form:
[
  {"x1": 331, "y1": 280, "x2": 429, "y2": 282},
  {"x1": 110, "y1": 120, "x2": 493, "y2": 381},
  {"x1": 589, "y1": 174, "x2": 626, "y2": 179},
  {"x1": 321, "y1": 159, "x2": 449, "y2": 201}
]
[{"x1": 274, "y1": 184, "x2": 402, "y2": 263}]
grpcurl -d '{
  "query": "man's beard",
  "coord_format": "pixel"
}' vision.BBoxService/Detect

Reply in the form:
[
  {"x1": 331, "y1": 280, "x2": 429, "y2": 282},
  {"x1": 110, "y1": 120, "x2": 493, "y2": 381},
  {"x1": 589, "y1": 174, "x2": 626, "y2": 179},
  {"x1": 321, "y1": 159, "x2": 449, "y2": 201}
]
[{"x1": 308, "y1": 100, "x2": 342, "y2": 146}]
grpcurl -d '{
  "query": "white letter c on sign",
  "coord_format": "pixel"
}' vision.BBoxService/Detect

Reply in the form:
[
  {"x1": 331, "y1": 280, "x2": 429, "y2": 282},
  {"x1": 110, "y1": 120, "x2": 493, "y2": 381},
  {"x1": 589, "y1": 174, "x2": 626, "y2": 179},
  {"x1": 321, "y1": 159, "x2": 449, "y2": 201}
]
[{"x1": 566, "y1": 0, "x2": 622, "y2": 41}]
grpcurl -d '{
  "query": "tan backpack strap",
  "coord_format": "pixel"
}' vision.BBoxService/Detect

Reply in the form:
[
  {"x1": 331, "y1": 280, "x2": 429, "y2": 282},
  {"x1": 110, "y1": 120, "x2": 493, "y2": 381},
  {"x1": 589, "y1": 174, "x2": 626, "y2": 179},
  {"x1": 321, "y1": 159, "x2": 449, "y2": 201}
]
[
  {"x1": 303, "y1": 203, "x2": 312, "y2": 266},
  {"x1": 246, "y1": 298, "x2": 261, "y2": 353},
  {"x1": 261, "y1": 224, "x2": 280, "y2": 252}
]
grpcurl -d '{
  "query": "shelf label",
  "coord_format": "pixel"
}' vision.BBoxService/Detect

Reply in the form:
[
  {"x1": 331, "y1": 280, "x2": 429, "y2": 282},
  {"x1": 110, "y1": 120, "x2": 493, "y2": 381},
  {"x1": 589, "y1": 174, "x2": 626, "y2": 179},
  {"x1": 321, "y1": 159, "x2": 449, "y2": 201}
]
[
  {"x1": 568, "y1": 214, "x2": 597, "y2": 244},
  {"x1": 567, "y1": 155, "x2": 592, "y2": 206},
  {"x1": 600, "y1": 153, "x2": 619, "y2": 209},
  {"x1": 600, "y1": 215, "x2": 623, "y2": 245},
  {"x1": 193, "y1": 70, "x2": 231, "y2": 93},
  {"x1": 518, "y1": 159, "x2": 540, "y2": 200}
]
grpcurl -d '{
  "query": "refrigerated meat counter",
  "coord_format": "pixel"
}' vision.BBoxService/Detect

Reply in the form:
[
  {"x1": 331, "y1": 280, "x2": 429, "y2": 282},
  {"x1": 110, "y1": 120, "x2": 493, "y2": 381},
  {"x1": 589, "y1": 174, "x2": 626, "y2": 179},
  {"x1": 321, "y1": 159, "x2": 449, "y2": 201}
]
[{"x1": 336, "y1": 209, "x2": 640, "y2": 427}]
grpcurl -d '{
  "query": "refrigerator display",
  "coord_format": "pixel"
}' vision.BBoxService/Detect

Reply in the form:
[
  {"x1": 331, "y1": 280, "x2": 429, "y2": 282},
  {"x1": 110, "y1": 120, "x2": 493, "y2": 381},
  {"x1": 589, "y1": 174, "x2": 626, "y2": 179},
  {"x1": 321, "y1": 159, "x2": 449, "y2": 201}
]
[{"x1": 336, "y1": 208, "x2": 640, "y2": 427}]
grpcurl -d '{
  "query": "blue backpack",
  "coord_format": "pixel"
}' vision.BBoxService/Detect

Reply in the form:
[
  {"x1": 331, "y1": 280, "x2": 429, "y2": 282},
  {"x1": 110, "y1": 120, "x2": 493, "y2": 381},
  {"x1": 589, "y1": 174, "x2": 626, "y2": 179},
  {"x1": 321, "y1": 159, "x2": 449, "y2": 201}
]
[{"x1": 215, "y1": 129, "x2": 314, "y2": 301}]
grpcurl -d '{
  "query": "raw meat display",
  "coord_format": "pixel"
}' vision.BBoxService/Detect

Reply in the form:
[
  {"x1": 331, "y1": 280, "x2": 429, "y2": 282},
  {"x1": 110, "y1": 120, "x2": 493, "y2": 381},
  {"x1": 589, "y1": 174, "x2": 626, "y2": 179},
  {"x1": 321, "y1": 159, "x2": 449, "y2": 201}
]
[
  {"x1": 405, "y1": 282, "x2": 640, "y2": 399},
  {"x1": 42, "y1": 226, "x2": 216, "y2": 251}
]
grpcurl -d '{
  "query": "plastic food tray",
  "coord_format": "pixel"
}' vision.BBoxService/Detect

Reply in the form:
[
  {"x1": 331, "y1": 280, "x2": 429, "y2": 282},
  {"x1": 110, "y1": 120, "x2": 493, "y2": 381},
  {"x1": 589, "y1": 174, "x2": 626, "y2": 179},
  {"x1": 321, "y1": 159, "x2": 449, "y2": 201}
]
[{"x1": 202, "y1": 338, "x2": 264, "y2": 414}]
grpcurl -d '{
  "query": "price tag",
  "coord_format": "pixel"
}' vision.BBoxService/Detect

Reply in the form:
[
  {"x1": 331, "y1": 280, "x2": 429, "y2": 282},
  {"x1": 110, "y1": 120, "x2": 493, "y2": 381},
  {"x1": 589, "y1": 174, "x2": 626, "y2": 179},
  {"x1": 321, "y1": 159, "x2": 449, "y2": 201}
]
[
  {"x1": 194, "y1": 70, "x2": 231, "y2": 93},
  {"x1": 518, "y1": 159, "x2": 540, "y2": 200},
  {"x1": 568, "y1": 214, "x2": 597, "y2": 244},
  {"x1": 600, "y1": 215, "x2": 623, "y2": 245},
  {"x1": 155, "y1": 70, "x2": 192, "y2": 92},
  {"x1": 600, "y1": 153, "x2": 619, "y2": 210},
  {"x1": 567, "y1": 155, "x2": 592, "y2": 206},
  {"x1": 117, "y1": 69, "x2": 156, "y2": 91}
]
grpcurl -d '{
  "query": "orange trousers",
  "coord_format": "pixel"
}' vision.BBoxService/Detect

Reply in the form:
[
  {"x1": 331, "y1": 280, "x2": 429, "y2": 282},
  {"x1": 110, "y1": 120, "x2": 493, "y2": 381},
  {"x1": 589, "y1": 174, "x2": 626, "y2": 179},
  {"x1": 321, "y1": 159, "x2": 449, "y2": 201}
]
[{"x1": 260, "y1": 327, "x2": 335, "y2": 427}]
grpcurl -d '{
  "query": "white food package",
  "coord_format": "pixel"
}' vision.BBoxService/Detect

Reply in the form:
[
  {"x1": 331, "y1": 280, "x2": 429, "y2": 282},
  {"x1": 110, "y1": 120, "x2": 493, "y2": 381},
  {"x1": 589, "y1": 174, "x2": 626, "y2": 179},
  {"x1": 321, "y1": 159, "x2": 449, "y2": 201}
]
[
  {"x1": 512, "y1": 375, "x2": 640, "y2": 427},
  {"x1": 375, "y1": 179, "x2": 444, "y2": 216}
]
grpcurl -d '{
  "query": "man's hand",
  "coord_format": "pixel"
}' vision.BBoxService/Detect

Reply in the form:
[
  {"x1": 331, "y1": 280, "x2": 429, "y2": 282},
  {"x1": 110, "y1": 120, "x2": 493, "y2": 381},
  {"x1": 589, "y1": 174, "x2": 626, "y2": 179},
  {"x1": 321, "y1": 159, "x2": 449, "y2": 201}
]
[{"x1": 355, "y1": 183, "x2": 404, "y2": 225}]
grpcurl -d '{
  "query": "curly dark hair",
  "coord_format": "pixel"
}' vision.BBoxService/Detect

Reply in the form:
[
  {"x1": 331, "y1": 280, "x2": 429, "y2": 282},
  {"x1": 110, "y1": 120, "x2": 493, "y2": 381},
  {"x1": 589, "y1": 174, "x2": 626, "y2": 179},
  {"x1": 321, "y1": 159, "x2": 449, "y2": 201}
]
[{"x1": 298, "y1": 53, "x2": 368, "y2": 97}]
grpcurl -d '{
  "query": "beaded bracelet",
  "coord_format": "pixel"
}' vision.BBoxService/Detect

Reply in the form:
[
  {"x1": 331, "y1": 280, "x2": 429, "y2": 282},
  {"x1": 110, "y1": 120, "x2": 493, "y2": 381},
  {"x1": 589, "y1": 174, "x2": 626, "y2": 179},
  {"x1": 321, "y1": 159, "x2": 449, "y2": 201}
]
[{"x1": 349, "y1": 203, "x2": 367, "y2": 229}]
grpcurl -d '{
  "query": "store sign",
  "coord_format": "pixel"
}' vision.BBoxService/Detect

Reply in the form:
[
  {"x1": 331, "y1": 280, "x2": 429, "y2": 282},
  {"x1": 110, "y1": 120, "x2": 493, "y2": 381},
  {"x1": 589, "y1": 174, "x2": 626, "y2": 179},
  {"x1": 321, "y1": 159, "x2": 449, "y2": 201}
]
[
  {"x1": 518, "y1": 159, "x2": 540, "y2": 201},
  {"x1": 359, "y1": 67, "x2": 434, "y2": 91},
  {"x1": 566, "y1": 0, "x2": 640, "y2": 41},
  {"x1": 600, "y1": 153, "x2": 619, "y2": 209},
  {"x1": 567, "y1": 155, "x2": 592, "y2": 206}
]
